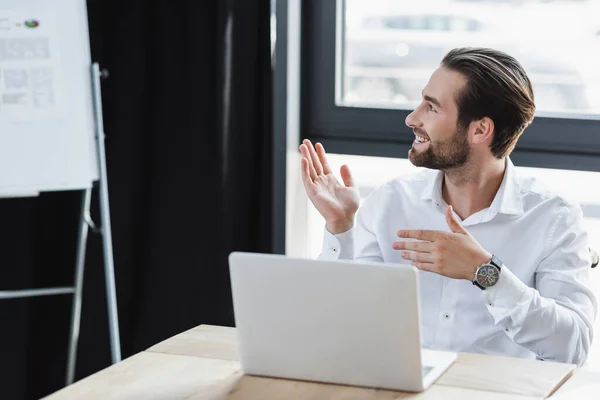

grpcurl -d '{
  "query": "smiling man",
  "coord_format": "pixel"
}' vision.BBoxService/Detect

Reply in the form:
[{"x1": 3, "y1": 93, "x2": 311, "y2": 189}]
[{"x1": 299, "y1": 47, "x2": 597, "y2": 365}]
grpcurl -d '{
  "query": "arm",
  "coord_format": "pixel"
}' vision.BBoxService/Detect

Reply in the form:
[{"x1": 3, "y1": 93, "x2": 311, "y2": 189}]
[
  {"x1": 394, "y1": 204, "x2": 597, "y2": 365},
  {"x1": 299, "y1": 139, "x2": 361, "y2": 260},
  {"x1": 319, "y1": 189, "x2": 384, "y2": 263},
  {"x1": 483, "y1": 205, "x2": 597, "y2": 365}
]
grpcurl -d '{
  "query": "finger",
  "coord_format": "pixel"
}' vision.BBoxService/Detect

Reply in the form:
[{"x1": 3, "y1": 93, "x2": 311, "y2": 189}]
[
  {"x1": 392, "y1": 241, "x2": 434, "y2": 252},
  {"x1": 315, "y1": 142, "x2": 332, "y2": 175},
  {"x1": 445, "y1": 205, "x2": 468, "y2": 235},
  {"x1": 301, "y1": 157, "x2": 313, "y2": 186},
  {"x1": 303, "y1": 139, "x2": 324, "y2": 176},
  {"x1": 301, "y1": 158, "x2": 320, "y2": 197},
  {"x1": 411, "y1": 261, "x2": 436, "y2": 273},
  {"x1": 340, "y1": 164, "x2": 355, "y2": 188},
  {"x1": 401, "y1": 251, "x2": 435, "y2": 263},
  {"x1": 397, "y1": 230, "x2": 443, "y2": 242},
  {"x1": 299, "y1": 143, "x2": 318, "y2": 181}
]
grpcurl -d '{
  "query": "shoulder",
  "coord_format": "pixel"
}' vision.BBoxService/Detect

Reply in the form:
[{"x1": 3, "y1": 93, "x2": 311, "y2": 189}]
[
  {"x1": 516, "y1": 170, "x2": 582, "y2": 218},
  {"x1": 388, "y1": 168, "x2": 435, "y2": 193},
  {"x1": 360, "y1": 168, "x2": 436, "y2": 208}
]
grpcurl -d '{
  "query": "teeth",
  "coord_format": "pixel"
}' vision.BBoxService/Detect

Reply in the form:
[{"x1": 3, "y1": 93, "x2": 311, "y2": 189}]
[{"x1": 415, "y1": 136, "x2": 429, "y2": 143}]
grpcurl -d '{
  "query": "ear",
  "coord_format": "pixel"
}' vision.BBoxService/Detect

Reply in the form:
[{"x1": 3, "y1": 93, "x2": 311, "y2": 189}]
[{"x1": 470, "y1": 117, "x2": 494, "y2": 145}]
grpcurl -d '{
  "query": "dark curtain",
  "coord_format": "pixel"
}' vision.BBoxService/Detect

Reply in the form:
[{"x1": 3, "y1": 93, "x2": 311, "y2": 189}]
[{"x1": 0, "y1": 0, "x2": 274, "y2": 398}]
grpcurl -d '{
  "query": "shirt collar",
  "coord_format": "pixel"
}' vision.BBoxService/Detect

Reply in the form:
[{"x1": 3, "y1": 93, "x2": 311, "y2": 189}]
[
  {"x1": 490, "y1": 158, "x2": 524, "y2": 217},
  {"x1": 420, "y1": 168, "x2": 444, "y2": 204},
  {"x1": 420, "y1": 158, "x2": 524, "y2": 217}
]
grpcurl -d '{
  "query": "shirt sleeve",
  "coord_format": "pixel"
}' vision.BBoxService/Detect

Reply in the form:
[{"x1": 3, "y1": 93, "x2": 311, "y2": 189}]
[
  {"x1": 319, "y1": 227, "x2": 355, "y2": 260},
  {"x1": 482, "y1": 204, "x2": 597, "y2": 366},
  {"x1": 317, "y1": 187, "x2": 385, "y2": 263}
]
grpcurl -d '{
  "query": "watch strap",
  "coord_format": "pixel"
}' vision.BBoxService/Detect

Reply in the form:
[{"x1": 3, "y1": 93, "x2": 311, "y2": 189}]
[
  {"x1": 473, "y1": 279, "x2": 485, "y2": 290},
  {"x1": 489, "y1": 254, "x2": 502, "y2": 271}
]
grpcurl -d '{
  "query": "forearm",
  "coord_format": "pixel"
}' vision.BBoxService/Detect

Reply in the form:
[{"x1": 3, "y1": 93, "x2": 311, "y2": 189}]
[
  {"x1": 318, "y1": 190, "x2": 385, "y2": 262},
  {"x1": 318, "y1": 227, "x2": 355, "y2": 260},
  {"x1": 318, "y1": 225, "x2": 384, "y2": 263},
  {"x1": 483, "y1": 266, "x2": 595, "y2": 365}
]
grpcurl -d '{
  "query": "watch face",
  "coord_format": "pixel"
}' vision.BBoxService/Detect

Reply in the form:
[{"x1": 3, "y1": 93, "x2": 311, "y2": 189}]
[{"x1": 476, "y1": 264, "x2": 499, "y2": 287}]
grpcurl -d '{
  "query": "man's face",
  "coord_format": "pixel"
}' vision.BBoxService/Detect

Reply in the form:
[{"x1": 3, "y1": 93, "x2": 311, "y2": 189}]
[{"x1": 405, "y1": 67, "x2": 470, "y2": 170}]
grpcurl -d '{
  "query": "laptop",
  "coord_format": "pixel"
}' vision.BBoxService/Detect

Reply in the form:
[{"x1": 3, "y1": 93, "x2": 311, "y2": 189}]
[{"x1": 228, "y1": 251, "x2": 457, "y2": 392}]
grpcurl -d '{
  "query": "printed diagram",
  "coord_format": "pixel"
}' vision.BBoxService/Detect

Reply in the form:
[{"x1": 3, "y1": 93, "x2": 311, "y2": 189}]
[
  {"x1": 30, "y1": 67, "x2": 54, "y2": 107},
  {"x1": 4, "y1": 69, "x2": 28, "y2": 89},
  {"x1": 0, "y1": 37, "x2": 50, "y2": 60},
  {"x1": 0, "y1": 14, "x2": 62, "y2": 121}
]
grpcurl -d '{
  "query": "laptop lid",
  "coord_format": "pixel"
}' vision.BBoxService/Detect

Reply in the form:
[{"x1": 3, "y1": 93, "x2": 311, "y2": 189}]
[{"x1": 228, "y1": 251, "x2": 426, "y2": 391}]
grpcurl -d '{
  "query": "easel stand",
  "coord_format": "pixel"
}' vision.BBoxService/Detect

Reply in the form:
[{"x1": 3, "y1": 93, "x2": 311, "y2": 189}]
[
  {"x1": 65, "y1": 63, "x2": 122, "y2": 384},
  {"x1": 0, "y1": 63, "x2": 122, "y2": 386}
]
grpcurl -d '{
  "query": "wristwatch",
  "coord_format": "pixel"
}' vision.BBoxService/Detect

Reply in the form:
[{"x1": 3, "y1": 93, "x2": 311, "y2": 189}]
[{"x1": 472, "y1": 255, "x2": 502, "y2": 290}]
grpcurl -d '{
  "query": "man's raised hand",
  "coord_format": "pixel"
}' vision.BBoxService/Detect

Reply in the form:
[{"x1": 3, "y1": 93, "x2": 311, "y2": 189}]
[{"x1": 300, "y1": 139, "x2": 360, "y2": 234}]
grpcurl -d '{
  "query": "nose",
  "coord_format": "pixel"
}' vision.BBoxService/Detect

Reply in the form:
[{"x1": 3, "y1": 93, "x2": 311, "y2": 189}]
[{"x1": 405, "y1": 108, "x2": 420, "y2": 129}]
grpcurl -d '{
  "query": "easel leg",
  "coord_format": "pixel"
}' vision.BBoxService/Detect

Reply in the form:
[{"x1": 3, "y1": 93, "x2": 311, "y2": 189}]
[
  {"x1": 66, "y1": 188, "x2": 92, "y2": 385},
  {"x1": 92, "y1": 62, "x2": 122, "y2": 365},
  {"x1": 99, "y1": 178, "x2": 121, "y2": 365}
]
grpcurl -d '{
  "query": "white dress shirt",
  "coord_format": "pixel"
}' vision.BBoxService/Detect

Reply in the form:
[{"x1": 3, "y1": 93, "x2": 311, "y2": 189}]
[{"x1": 319, "y1": 159, "x2": 597, "y2": 366}]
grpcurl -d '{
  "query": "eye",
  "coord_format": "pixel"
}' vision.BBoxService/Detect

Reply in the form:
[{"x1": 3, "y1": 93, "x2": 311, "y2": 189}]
[{"x1": 427, "y1": 103, "x2": 437, "y2": 113}]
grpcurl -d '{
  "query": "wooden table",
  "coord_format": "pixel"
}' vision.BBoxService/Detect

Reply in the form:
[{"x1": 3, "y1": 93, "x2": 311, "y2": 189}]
[{"x1": 44, "y1": 325, "x2": 594, "y2": 399}]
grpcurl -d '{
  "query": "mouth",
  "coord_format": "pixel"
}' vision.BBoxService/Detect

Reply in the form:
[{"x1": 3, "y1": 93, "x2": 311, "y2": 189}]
[{"x1": 413, "y1": 132, "x2": 430, "y2": 146}]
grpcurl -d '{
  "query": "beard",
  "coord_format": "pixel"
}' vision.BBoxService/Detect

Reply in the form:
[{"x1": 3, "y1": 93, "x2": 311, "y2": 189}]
[{"x1": 408, "y1": 124, "x2": 470, "y2": 170}]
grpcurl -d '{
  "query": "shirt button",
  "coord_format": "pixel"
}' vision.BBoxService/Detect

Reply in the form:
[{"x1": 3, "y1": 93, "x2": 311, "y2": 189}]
[
  {"x1": 488, "y1": 302, "x2": 493, "y2": 307},
  {"x1": 505, "y1": 328, "x2": 510, "y2": 332},
  {"x1": 332, "y1": 248, "x2": 337, "y2": 252},
  {"x1": 443, "y1": 313, "x2": 450, "y2": 319}
]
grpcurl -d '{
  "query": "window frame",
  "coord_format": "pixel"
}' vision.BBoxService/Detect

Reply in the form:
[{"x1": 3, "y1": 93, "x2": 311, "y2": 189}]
[{"x1": 301, "y1": 0, "x2": 600, "y2": 172}]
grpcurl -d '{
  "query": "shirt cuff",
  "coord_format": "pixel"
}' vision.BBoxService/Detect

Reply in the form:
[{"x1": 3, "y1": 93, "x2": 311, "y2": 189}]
[
  {"x1": 318, "y1": 227, "x2": 354, "y2": 260},
  {"x1": 482, "y1": 265, "x2": 529, "y2": 311}
]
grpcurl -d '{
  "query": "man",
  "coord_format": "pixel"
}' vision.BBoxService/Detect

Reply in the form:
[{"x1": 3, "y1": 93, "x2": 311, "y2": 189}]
[{"x1": 299, "y1": 47, "x2": 597, "y2": 366}]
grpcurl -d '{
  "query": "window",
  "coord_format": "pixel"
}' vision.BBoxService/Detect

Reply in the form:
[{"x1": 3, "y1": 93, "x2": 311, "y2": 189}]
[
  {"x1": 342, "y1": 0, "x2": 600, "y2": 114},
  {"x1": 271, "y1": 0, "x2": 277, "y2": 56},
  {"x1": 302, "y1": 0, "x2": 600, "y2": 172}
]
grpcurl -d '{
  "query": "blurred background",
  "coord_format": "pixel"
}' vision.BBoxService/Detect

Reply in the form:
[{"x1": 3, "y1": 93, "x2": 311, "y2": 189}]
[
  {"x1": 342, "y1": 0, "x2": 600, "y2": 114},
  {"x1": 1, "y1": 0, "x2": 599, "y2": 398}
]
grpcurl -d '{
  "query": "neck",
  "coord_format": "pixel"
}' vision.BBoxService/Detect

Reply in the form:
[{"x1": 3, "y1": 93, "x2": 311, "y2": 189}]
[{"x1": 441, "y1": 156, "x2": 507, "y2": 220}]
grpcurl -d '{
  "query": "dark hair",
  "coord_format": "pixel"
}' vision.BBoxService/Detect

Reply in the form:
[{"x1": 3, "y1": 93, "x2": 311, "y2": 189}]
[{"x1": 441, "y1": 47, "x2": 536, "y2": 159}]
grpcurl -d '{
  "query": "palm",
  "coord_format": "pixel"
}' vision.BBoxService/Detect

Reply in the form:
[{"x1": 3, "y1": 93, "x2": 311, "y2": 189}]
[
  {"x1": 299, "y1": 140, "x2": 360, "y2": 227},
  {"x1": 305, "y1": 172, "x2": 360, "y2": 222}
]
